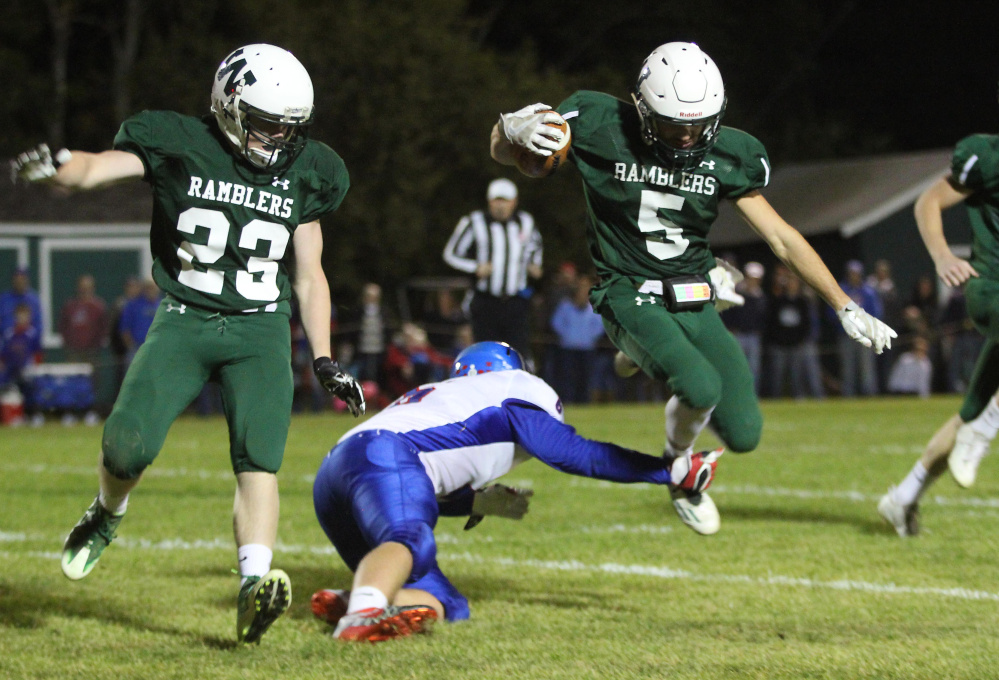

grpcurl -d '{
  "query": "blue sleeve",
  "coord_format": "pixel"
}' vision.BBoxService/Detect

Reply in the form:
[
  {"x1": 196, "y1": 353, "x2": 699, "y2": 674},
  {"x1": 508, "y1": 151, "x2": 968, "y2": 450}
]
[{"x1": 504, "y1": 401, "x2": 672, "y2": 484}]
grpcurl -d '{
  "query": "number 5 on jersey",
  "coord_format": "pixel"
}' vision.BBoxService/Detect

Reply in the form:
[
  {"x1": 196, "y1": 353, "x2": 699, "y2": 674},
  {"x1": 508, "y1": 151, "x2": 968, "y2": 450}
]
[{"x1": 637, "y1": 190, "x2": 689, "y2": 260}]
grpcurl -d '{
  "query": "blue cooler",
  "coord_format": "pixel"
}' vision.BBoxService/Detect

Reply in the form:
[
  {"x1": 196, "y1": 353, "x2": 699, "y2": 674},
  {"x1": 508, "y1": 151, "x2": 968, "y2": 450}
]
[{"x1": 24, "y1": 363, "x2": 95, "y2": 411}]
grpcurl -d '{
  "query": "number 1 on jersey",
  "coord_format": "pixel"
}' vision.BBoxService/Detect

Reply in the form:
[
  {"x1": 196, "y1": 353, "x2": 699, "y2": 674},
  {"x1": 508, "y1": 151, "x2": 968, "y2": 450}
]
[{"x1": 637, "y1": 190, "x2": 689, "y2": 260}]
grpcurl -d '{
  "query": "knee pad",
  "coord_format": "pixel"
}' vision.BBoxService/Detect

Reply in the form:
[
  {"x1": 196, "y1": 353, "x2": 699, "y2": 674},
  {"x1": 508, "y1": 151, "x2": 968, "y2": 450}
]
[{"x1": 101, "y1": 412, "x2": 152, "y2": 479}]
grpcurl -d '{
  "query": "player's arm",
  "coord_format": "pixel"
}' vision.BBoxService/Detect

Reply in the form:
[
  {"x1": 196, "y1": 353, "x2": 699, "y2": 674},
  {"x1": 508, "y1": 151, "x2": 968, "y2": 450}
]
[
  {"x1": 915, "y1": 176, "x2": 976, "y2": 287},
  {"x1": 11, "y1": 144, "x2": 144, "y2": 190},
  {"x1": 293, "y1": 221, "x2": 365, "y2": 416},
  {"x1": 734, "y1": 190, "x2": 897, "y2": 353}
]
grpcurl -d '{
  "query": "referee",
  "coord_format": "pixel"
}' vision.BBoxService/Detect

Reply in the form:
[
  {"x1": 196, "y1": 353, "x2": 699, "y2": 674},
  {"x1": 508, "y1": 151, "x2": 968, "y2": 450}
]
[{"x1": 443, "y1": 178, "x2": 542, "y2": 360}]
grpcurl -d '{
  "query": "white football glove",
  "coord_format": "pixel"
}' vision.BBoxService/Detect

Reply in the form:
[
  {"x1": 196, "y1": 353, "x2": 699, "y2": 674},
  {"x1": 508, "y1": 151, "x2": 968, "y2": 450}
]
[
  {"x1": 464, "y1": 484, "x2": 534, "y2": 529},
  {"x1": 499, "y1": 103, "x2": 566, "y2": 156},
  {"x1": 836, "y1": 301, "x2": 897, "y2": 354},
  {"x1": 10, "y1": 143, "x2": 72, "y2": 184},
  {"x1": 707, "y1": 260, "x2": 745, "y2": 312}
]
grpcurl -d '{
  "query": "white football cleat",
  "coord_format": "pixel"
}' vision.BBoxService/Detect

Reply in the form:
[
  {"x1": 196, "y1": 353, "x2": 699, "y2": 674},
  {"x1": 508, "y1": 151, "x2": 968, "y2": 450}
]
[
  {"x1": 949, "y1": 423, "x2": 991, "y2": 488},
  {"x1": 669, "y1": 488, "x2": 720, "y2": 535},
  {"x1": 877, "y1": 487, "x2": 919, "y2": 538},
  {"x1": 613, "y1": 351, "x2": 640, "y2": 378}
]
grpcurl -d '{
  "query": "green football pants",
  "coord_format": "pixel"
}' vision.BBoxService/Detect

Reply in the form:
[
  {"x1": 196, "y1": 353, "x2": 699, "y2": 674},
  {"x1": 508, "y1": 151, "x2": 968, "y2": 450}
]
[
  {"x1": 960, "y1": 277, "x2": 999, "y2": 422},
  {"x1": 595, "y1": 276, "x2": 762, "y2": 452},
  {"x1": 102, "y1": 298, "x2": 294, "y2": 478}
]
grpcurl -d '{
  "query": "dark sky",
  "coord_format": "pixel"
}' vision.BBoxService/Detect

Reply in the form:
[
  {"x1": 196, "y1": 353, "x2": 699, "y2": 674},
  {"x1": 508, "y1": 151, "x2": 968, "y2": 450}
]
[{"x1": 806, "y1": 2, "x2": 999, "y2": 152}]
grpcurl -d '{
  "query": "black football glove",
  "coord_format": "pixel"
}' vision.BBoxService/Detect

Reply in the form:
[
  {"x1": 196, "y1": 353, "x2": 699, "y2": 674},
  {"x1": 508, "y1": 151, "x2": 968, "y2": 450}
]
[{"x1": 313, "y1": 357, "x2": 365, "y2": 417}]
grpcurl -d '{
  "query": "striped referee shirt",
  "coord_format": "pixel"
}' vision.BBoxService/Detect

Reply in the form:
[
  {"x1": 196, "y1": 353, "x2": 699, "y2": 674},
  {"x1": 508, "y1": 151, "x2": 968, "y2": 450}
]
[{"x1": 442, "y1": 210, "x2": 543, "y2": 297}]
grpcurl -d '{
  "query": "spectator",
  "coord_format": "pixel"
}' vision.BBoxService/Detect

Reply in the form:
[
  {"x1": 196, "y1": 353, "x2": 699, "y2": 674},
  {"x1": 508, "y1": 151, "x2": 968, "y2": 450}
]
[
  {"x1": 442, "y1": 178, "x2": 543, "y2": 361},
  {"x1": 340, "y1": 283, "x2": 391, "y2": 387},
  {"x1": 1, "y1": 303, "x2": 43, "y2": 426},
  {"x1": 550, "y1": 274, "x2": 606, "y2": 403},
  {"x1": 59, "y1": 274, "x2": 108, "y2": 424},
  {"x1": 763, "y1": 267, "x2": 812, "y2": 399},
  {"x1": 383, "y1": 322, "x2": 452, "y2": 400},
  {"x1": 118, "y1": 279, "x2": 161, "y2": 365},
  {"x1": 907, "y1": 273, "x2": 945, "y2": 392},
  {"x1": 0, "y1": 267, "x2": 43, "y2": 337},
  {"x1": 423, "y1": 289, "x2": 467, "y2": 352},
  {"x1": 836, "y1": 260, "x2": 882, "y2": 396},
  {"x1": 888, "y1": 336, "x2": 933, "y2": 398},
  {"x1": 866, "y1": 259, "x2": 904, "y2": 392},
  {"x1": 538, "y1": 261, "x2": 580, "y2": 387},
  {"x1": 720, "y1": 261, "x2": 767, "y2": 394},
  {"x1": 799, "y1": 286, "x2": 826, "y2": 399},
  {"x1": 109, "y1": 277, "x2": 141, "y2": 401}
]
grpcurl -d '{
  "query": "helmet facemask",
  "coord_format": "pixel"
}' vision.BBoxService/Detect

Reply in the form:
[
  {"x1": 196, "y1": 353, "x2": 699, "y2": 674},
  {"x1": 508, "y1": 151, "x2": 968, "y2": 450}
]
[{"x1": 635, "y1": 89, "x2": 726, "y2": 170}]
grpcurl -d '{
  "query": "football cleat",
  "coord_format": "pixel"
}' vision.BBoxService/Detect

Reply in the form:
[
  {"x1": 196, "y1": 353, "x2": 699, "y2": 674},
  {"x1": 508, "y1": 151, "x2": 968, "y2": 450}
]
[
  {"x1": 669, "y1": 488, "x2": 721, "y2": 535},
  {"x1": 949, "y1": 423, "x2": 991, "y2": 488},
  {"x1": 311, "y1": 588, "x2": 350, "y2": 627},
  {"x1": 333, "y1": 605, "x2": 438, "y2": 643},
  {"x1": 237, "y1": 569, "x2": 292, "y2": 644},
  {"x1": 61, "y1": 497, "x2": 124, "y2": 580},
  {"x1": 877, "y1": 488, "x2": 919, "y2": 538},
  {"x1": 613, "y1": 351, "x2": 640, "y2": 378}
]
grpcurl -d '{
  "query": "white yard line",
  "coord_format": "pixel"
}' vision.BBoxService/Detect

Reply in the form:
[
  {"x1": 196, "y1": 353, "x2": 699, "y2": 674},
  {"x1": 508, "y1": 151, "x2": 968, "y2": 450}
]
[{"x1": 3, "y1": 536, "x2": 997, "y2": 603}]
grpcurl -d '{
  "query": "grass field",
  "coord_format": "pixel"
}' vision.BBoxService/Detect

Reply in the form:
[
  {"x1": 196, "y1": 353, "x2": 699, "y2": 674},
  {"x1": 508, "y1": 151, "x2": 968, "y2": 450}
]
[{"x1": 3, "y1": 396, "x2": 999, "y2": 679}]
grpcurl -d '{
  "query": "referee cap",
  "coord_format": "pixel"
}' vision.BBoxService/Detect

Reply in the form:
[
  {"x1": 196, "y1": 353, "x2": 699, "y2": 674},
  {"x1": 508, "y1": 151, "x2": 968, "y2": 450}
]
[{"x1": 487, "y1": 178, "x2": 518, "y2": 201}]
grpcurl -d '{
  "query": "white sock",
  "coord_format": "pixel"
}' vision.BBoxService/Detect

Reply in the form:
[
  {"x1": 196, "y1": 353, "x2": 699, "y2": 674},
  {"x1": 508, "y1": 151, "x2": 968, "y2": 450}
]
[
  {"x1": 893, "y1": 461, "x2": 928, "y2": 507},
  {"x1": 98, "y1": 490, "x2": 128, "y2": 516},
  {"x1": 347, "y1": 586, "x2": 389, "y2": 614},
  {"x1": 969, "y1": 397, "x2": 999, "y2": 440},
  {"x1": 664, "y1": 396, "x2": 713, "y2": 459},
  {"x1": 237, "y1": 544, "x2": 273, "y2": 585}
]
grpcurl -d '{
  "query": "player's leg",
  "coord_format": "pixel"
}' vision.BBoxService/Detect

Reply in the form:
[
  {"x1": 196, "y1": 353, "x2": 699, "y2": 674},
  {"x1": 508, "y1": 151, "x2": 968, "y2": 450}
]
[
  {"x1": 312, "y1": 431, "x2": 445, "y2": 641},
  {"x1": 597, "y1": 280, "x2": 725, "y2": 534},
  {"x1": 691, "y1": 306, "x2": 763, "y2": 455},
  {"x1": 62, "y1": 304, "x2": 211, "y2": 580},
  {"x1": 951, "y1": 278, "x2": 999, "y2": 486},
  {"x1": 879, "y1": 414, "x2": 960, "y2": 537},
  {"x1": 215, "y1": 312, "x2": 293, "y2": 643}
]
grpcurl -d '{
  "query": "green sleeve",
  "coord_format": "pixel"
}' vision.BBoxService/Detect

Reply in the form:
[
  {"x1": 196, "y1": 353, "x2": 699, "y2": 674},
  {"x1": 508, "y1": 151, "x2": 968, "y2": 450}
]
[
  {"x1": 112, "y1": 111, "x2": 160, "y2": 180},
  {"x1": 951, "y1": 135, "x2": 997, "y2": 193},
  {"x1": 298, "y1": 144, "x2": 350, "y2": 224},
  {"x1": 721, "y1": 129, "x2": 771, "y2": 199}
]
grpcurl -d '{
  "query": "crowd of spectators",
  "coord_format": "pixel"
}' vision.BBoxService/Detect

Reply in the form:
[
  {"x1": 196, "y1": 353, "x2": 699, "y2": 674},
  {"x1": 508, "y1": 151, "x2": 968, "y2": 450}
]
[
  {"x1": 0, "y1": 268, "x2": 161, "y2": 426},
  {"x1": 2, "y1": 248, "x2": 985, "y2": 425}
]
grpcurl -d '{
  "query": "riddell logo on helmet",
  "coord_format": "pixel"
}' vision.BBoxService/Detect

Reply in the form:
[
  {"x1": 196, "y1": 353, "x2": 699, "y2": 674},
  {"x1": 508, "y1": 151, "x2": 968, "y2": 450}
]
[{"x1": 678, "y1": 111, "x2": 703, "y2": 118}]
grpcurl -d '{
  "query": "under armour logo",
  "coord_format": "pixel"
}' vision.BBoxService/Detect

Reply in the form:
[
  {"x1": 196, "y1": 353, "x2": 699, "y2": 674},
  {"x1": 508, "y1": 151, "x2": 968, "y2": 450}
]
[
  {"x1": 699, "y1": 160, "x2": 716, "y2": 170},
  {"x1": 272, "y1": 178, "x2": 290, "y2": 190},
  {"x1": 166, "y1": 303, "x2": 187, "y2": 314},
  {"x1": 635, "y1": 295, "x2": 656, "y2": 306}
]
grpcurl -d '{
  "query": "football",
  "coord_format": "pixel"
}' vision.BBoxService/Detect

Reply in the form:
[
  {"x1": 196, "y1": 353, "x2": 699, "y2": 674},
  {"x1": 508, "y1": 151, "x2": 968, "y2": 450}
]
[{"x1": 512, "y1": 112, "x2": 571, "y2": 178}]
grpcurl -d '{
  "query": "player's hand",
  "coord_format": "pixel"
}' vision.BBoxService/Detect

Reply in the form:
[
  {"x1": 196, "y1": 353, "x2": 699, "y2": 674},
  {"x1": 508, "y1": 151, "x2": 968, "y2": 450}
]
[
  {"x1": 707, "y1": 260, "x2": 745, "y2": 312},
  {"x1": 464, "y1": 484, "x2": 534, "y2": 530},
  {"x1": 836, "y1": 301, "x2": 897, "y2": 354},
  {"x1": 669, "y1": 448, "x2": 723, "y2": 494},
  {"x1": 313, "y1": 357, "x2": 365, "y2": 417},
  {"x1": 499, "y1": 103, "x2": 565, "y2": 156},
  {"x1": 10, "y1": 143, "x2": 72, "y2": 184},
  {"x1": 934, "y1": 252, "x2": 978, "y2": 288}
]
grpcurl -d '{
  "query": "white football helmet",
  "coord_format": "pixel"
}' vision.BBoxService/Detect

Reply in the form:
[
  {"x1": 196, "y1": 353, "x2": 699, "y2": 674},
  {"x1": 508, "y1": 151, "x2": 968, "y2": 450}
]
[
  {"x1": 210, "y1": 44, "x2": 314, "y2": 170},
  {"x1": 633, "y1": 42, "x2": 726, "y2": 169}
]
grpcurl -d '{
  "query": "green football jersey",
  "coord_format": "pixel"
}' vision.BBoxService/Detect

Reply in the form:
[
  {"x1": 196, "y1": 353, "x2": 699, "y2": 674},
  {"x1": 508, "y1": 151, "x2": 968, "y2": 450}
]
[
  {"x1": 113, "y1": 111, "x2": 349, "y2": 313},
  {"x1": 556, "y1": 91, "x2": 769, "y2": 280},
  {"x1": 951, "y1": 134, "x2": 999, "y2": 280}
]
